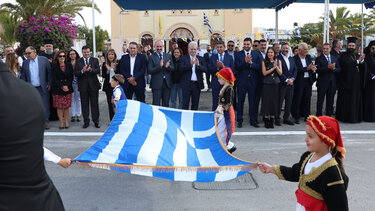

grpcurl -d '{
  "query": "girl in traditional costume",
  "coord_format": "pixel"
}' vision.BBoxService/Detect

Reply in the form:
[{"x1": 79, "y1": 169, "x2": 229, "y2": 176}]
[
  {"x1": 216, "y1": 68, "x2": 237, "y2": 153},
  {"x1": 260, "y1": 115, "x2": 348, "y2": 211}
]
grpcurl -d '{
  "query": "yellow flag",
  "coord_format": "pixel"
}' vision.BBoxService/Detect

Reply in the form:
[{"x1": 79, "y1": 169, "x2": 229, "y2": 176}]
[
  {"x1": 159, "y1": 16, "x2": 162, "y2": 36},
  {"x1": 256, "y1": 33, "x2": 261, "y2": 39}
]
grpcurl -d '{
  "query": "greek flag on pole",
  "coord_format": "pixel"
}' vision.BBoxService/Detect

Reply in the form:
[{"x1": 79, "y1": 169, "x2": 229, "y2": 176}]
[
  {"x1": 74, "y1": 100, "x2": 258, "y2": 182},
  {"x1": 203, "y1": 12, "x2": 213, "y2": 34}
]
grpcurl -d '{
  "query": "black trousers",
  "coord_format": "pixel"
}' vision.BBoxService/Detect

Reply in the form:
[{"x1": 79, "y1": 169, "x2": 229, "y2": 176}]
[
  {"x1": 80, "y1": 90, "x2": 99, "y2": 124},
  {"x1": 205, "y1": 72, "x2": 211, "y2": 89},
  {"x1": 152, "y1": 79, "x2": 171, "y2": 107},
  {"x1": 278, "y1": 86, "x2": 294, "y2": 120},
  {"x1": 105, "y1": 91, "x2": 114, "y2": 121},
  {"x1": 182, "y1": 81, "x2": 201, "y2": 110},
  {"x1": 316, "y1": 81, "x2": 336, "y2": 116},
  {"x1": 125, "y1": 85, "x2": 145, "y2": 103},
  {"x1": 292, "y1": 78, "x2": 312, "y2": 120}
]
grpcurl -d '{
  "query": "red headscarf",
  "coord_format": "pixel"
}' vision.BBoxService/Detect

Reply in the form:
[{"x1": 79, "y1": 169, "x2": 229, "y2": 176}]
[
  {"x1": 216, "y1": 67, "x2": 236, "y2": 87},
  {"x1": 306, "y1": 115, "x2": 346, "y2": 158}
]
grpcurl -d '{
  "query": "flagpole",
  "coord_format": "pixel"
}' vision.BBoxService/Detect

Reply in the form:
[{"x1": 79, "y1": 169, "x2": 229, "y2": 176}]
[
  {"x1": 92, "y1": 0, "x2": 96, "y2": 57},
  {"x1": 361, "y1": 3, "x2": 364, "y2": 53},
  {"x1": 275, "y1": 10, "x2": 279, "y2": 43}
]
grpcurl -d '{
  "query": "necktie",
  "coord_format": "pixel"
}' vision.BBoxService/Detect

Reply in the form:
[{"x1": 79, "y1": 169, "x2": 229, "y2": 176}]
[
  {"x1": 327, "y1": 56, "x2": 331, "y2": 63},
  {"x1": 220, "y1": 54, "x2": 223, "y2": 62},
  {"x1": 159, "y1": 53, "x2": 163, "y2": 60},
  {"x1": 85, "y1": 58, "x2": 88, "y2": 66}
]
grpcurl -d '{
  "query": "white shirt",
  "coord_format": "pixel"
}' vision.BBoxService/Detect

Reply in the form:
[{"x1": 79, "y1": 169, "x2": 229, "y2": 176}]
[
  {"x1": 282, "y1": 54, "x2": 290, "y2": 71},
  {"x1": 261, "y1": 52, "x2": 266, "y2": 59},
  {"x1": 189, "y1": 55, "x2": 197, "y2": 81},
  {"x1": 300, "y1": 56, "x2": 309, "y2": 78},
  {"x1": 83, "y1": 57, "x2": 90, "y2": 65},
  {"x1": 130, "y1": 55, "x2": 136, "y2": 76},
  {"x1": 244, "y1": 50, "x2": 251, "y2": 56},
  {"x1": 324, "y1": 54, "x2": 331, "y2": 63},
  {"x1": 43, "y1": 147, "x2": 61, "y2": 164},
  {"x1": 113, "y1": 85, "x2": 122, "y2": 99},
  {"x1": 29, "y1": 56, "x2": 40, "y2": 86}
]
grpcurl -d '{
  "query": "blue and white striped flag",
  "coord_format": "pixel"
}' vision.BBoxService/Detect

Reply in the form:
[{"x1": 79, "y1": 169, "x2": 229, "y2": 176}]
[
  {"x1": 74, "y1": 100, "x2": 258, "y2": 182},
  {"x1": 203, "y1": 12, "x2": 213, "y2": 34}
]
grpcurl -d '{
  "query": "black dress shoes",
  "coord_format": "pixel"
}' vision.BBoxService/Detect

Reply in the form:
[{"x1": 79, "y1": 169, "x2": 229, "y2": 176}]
[
  {"x1": 83, "y1": 123, "x2": 89, "y2": 128},
  {"x1": 228, "y1": 146, "x2": 237, "y2": 154},
  {"x1": 94, "y1": 123, "x2": 100, "y2": 128},
  {"x1": 293, "y1": 118, "x2": 300, "y2": 124},
  {"x1": 250, "y1": 122, "x2": 260, "y2": 128},
  {"x1": 283, "y1": 119, "x2": 295, "y2": 125},
  {"x1": 275, "y1": 119, "x2": 281, "y2": 126},
  {"x1": 237, "y1": 122, "x2": 242, "y2": 128}
]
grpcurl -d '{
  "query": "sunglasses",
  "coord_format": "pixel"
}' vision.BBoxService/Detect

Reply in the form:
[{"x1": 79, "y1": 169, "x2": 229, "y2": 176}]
[
  {"x1": 228, "y1": 45, "x2": 234, "y2": 47},
  {"x1": 58, "y1": 55, "x2": 66, "y2": 58},
  {"x1": 253, "y1": 45, "x2": 258, "y2": 47}
]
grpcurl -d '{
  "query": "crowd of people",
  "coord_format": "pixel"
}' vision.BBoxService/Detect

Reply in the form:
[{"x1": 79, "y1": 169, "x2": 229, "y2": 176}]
[{"x1": 1, "y1": 36, "x2": 375, "y2": 129}]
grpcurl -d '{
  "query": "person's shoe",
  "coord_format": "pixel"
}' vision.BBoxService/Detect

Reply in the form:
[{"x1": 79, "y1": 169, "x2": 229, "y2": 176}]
[
  {"x1": 44, "y1": 124, "x2": 50, "y2": 130},
  {"x1": 59, "y1": 126, "x2": 64, "y2": 130},
  {"x1": 228, "y1": 146, "x2": 237, "y2": 154},
  {"x1": 283, "y1": 119, "x2": 295, "y2": 125},
  {"x1": 237, "y1": 122, "x2": 242, "y2": 128},
  {"x1": 76, "y1": 117, "x2": 81, "y2": 122},
  {"x1": 275, "y1": 118, "x2": 281, "y2": 126},
  {"x1": 71, "y1": 117, "x2": 76, "y2": 122},
  {"x1": 65, "y1": 125, "x2": 70, "y2": 129},
  {"x1": 264, "y1": 119, "x2": 269, "y2": 128},
  {"x1": 250, "y1": 122, "x2": 260, "y2": 128},
  {"x1": 269, "y1": 118, "x2": 274, "y2": 128},
  {"x1": 293, "y1": 118, "x2": 300, "y2": 124},
  {"x1": 94, "y1": 123, "x2": 100, "y2": 128},
  {"x1": 83, "y1": 123, "x2": 89, "y2": 128}
]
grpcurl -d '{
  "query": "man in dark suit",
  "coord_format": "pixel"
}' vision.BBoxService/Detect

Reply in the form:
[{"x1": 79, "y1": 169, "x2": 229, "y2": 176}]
[
  {"x1": 179, "y1": 41, "x2": 207, "y2": 110},
  {"x1": 315, "y1": 43, "x2": 341, "y2": 117},
  {"x1": 21, "y1": 46, "x2": 51, "y2": 129},
  {"x1": 75, "y1": 45, "x2": 101, "y2": 128},
  {"x1": 331, "y1": 39, "x2": 342, "y2": 59},
  {"x1": 291, "y1": 43, "x2": 317, "y2": 124},
  {"x1": 276, "y1": 42, "x2": 297, "y2": 125},
  {"x1": 235, "y1": 37, "x2": 262, "y2": 128},
  {"x1": 119, "y1": 42, "x2": 147, "y2": 103},
  {"x1": 208, "y1": 40, "x2": 234, "y2": 111},
  {"x1": 203, "y1": 44, "x2": 212, "y2": 90},
  {"x1": 0, "y1": 62, "x2": 65, "y2": 210},
  {"x1": 148, "y1": 40, "x2": 174, "y2": 107},
  {"x1": 225, "y1": 40, "x2": 237, "y2": 110}
]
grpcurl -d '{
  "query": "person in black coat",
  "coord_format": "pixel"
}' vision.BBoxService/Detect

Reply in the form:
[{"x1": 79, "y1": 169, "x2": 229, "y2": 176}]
[
  {"x1": 315, "y1": 43, "x2": 341, "y2": 117},
  {"x1": 364, "y1": 41, "x2": 375, "y2": 122},
  {"x1": 179, "y1": 41, "x2": 207, "y2": 110},
  {"x1": 51, "y1": 50, "x2": 74, "y2": 129},
  {"x1": 102, "y1": 49, "x2": 118, "y2": 121},
  {"x1": 0, "y1": 62, "x2": 65, "y2": 211},
  {"x1": 75, "y1": 45, "x2": 101, "y2": 128},
  {"x1": 170, "y1": 48, "x2": 184, "y2": 109}
]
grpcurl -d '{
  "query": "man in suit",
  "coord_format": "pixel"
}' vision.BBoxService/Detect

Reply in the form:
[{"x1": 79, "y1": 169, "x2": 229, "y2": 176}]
[
  {"x1": 235, "y1": 37, "x2": 262, "y2": 128},
  {"x1": 258, "y1": 39, "x2": 267, "y2": 59},
  {"x1": 331, "y1": 39, "x2": 342, "y2": 59},
  {"x1": 316, "y1": 43, "x2": 341, "y2": 117},
  {"x1": 0, "y1": 61, "x2": 65, "y2": 211},
  {"x1": 208, "y1": 40, "x2": 234, "y2": 111},
  {"x1": 75, "y1": 45, "x2": 101, "y2": 128},
  {"x1": 276, "y1": 42, "x2": 297, "y2": 125},
  {"x1": 179, "y1": 41, "x2": 207, "y2": 110},
  {"x1": 21, "y1": 46, "x2": 51, "y2": 129},
  {"x1": 291, "y1": 43, "x2": 317, "y2": 124},
  {"x1": 119, "y1": 42, "x2": 147, "y2": 103},
  {"x1": 203, "y1": 45, "x2": 212, "y2": 90},
  {"x1": 148, "y1": 40, "x2": 174, "y2": 107},
  {"x1": 225, "y1": 40, "x2": 237, "y2": 110}
]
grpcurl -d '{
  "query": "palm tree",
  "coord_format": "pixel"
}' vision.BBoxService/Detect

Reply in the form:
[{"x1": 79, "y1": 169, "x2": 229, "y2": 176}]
[
  {"x1": 0, "y1": 12, "x2": 20, "y2": 45},
  {"x1": 328, "y1": 7, "x2": 351, "y2": 39},
  {"x1": 0, "y1": 0, "x2": 100, "y2": 25}
]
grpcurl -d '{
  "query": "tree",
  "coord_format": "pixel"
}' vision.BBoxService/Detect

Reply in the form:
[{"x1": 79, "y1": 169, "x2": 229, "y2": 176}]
[
  {"x1": 0, "y1": 12, "x2": 21, "y2": 45},
  {"x1": 328, "y1": 7, "x2": 351, "y2": 40},
  {"x1": 291, "y1": 22, "x2": 323, "y2": 48},
  {"x1": 0, "y1": 0, "x2": 100, "y2": 24},
  {"x1": 77, "y1": 25, "x2": 109, "y2": 52}
]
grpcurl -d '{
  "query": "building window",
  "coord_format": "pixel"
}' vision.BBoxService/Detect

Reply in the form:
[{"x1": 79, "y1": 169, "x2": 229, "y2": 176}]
[
  {"x1": 170, "y1": 10, "x2": 193, "y2": 16},
  {"x1": 144, "y1": 10, "x2": 149, "y2": 16},
  {"x1": 234, "y1": 9, "x2": 243, "y2": 13},
  {"x1": 214, "y1": 10, "x2": 219, "y2": 16}
]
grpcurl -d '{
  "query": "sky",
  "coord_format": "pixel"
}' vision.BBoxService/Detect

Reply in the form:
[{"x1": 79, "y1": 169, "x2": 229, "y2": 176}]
[{"x1": 1, "y1": 0, "x2": 369, "y2": 36}]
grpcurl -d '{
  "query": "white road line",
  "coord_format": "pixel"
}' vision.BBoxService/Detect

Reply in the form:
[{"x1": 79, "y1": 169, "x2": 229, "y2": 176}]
[{"x1": 44, "y1": 130, "x2": 375, "y2": 137}]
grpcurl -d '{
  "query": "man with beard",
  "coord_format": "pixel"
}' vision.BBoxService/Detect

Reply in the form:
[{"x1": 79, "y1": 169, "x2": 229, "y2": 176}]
[
  {"x1": 336, "y1": 37, "x2": 366, "y2": 123},
  {"x1": 225, "y1": 40, "x2": 237, "y2": 110},
  {"x1": 363, "y1": 40, "x2": 375, "y2": 122}
]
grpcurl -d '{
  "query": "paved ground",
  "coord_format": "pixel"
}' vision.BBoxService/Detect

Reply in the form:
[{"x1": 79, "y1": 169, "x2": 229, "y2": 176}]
[{"x1": 44, "y1": 88, "x2": 375, "y2": 211}]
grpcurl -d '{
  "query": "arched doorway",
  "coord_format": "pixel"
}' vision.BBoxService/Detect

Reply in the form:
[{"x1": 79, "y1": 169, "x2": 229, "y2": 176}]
[
  {"x1": 210, "y1": 33, "x2": 223, "y2": 47},
  {"x1": 141, "y1": 34, "x2": 153, "y2": 50},
  {"x1": 169, "y1": 28, "x2": 194, "y2": 55}
]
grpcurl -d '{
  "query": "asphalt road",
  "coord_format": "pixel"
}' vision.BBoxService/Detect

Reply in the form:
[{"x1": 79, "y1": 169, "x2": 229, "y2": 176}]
[{"x1": 43, "y1": 89, "x2": 375, "y2": 211}]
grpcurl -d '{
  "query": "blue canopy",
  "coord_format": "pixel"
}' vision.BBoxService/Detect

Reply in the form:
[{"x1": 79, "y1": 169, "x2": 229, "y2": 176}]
[{"x1": 114, "y1": 0, "x2": 375, "y2": 11}]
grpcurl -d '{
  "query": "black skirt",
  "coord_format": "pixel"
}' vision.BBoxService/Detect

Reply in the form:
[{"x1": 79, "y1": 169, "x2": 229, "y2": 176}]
[{"x1": 261, "y1": 83, "x2": 280, "y2": 116}]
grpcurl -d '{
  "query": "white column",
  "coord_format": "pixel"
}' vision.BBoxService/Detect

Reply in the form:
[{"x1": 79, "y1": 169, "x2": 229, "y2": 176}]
[
  {"x1": 275, "y1": 10, "x2": 279, "y2": 43},
  {"x1": 120, "y1": 10, "x2": 123, "y2": 45},
  {"x1": 92, "y1": 0, "x2": 96, "y2": 57},
  {"x1": 323, "y1": 0, "x2": 330, "y2": 43}
]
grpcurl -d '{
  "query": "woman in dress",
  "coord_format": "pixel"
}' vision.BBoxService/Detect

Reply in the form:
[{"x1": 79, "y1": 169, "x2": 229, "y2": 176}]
[
  {"x1": 101, "y1": 49, "x2": 118, "y2": 121},
  {"x1": 5, "y1": 52, "x2": 21, "y2": 78},
  {"x1": 261, "y1": 47, "x2": 282, "y2": 128},
  {"x1": 170, "y1": 48, "x2": 183, "y2": 109},
  {"x1": 67, "y1": 49, "x2": 81, "y2": 122},
  {"x1": 51, "y1": 50, "x2": 73, "y2": 129}
]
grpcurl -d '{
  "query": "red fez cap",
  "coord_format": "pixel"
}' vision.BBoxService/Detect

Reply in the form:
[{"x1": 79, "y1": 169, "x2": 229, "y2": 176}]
[
  {"x1": 216, "y1": 67, "x2": 236, "y2": 86},
  {"x1": 306, "y1": 115, "x2": 346, "y2": 158}
]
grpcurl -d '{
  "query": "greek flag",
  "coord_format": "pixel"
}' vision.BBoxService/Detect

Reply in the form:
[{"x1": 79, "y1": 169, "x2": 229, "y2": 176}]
[
  {"x1": 203, "y1": 12, "x2": 213, "y2": 34},
  {"x1": 74, "y1": 100, "x2": 257, "y2": 182}
]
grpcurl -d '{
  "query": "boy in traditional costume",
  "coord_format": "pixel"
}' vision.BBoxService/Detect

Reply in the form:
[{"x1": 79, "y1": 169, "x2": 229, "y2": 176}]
[{"x1": 260, "y1": 115, "x2": 348, "y2": 211}]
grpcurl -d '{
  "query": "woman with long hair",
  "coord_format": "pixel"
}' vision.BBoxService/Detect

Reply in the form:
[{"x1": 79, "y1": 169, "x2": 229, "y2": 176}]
[
  {"x1": 67, "y1": 49, "x2": 81, "y2": 122},
  {"x1": 101, "y1": 49, "x2": 118, "y2": 120},
  {"x1": 51, "y1": 50, "x2": 73, "y2": 129},
  {"x1": 170, "y1": 48, "x2": 183, "y2": 109},
  {"x1": 6, "y1": 53, "x2": 21, "y2": 78},
  {"x1": 261, "y1": 47, "x2": 282, "y2": 128}
]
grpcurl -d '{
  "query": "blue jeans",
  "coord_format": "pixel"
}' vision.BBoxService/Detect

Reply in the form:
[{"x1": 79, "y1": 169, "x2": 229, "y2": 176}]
[{"x1": 170, "y1": 83, "x2": 183, "y2": 109}]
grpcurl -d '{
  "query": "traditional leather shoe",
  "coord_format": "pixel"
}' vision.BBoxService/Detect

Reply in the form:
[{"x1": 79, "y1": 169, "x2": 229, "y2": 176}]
[
  {"x1": 237, "y1": 122, "x2": 242, "y2": 128},
  {"x1": 94, "y1": 123, "x2": 100, "y2": 128},
  {"x1": 250, "y1": 122, "x2": 260, "y2": 128},
  {"x1": 283, "y1": 119, "x2": 295, "y2": 125},
  {"x1": 82, "y1": 123, "x2": 89, "y2": 128},
  {"x1": 228, "y1": 146, "x2": 237, "y2": 154},
  {"x1": 44, "y1": 124, "x2": 50, "y2": 130}
]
